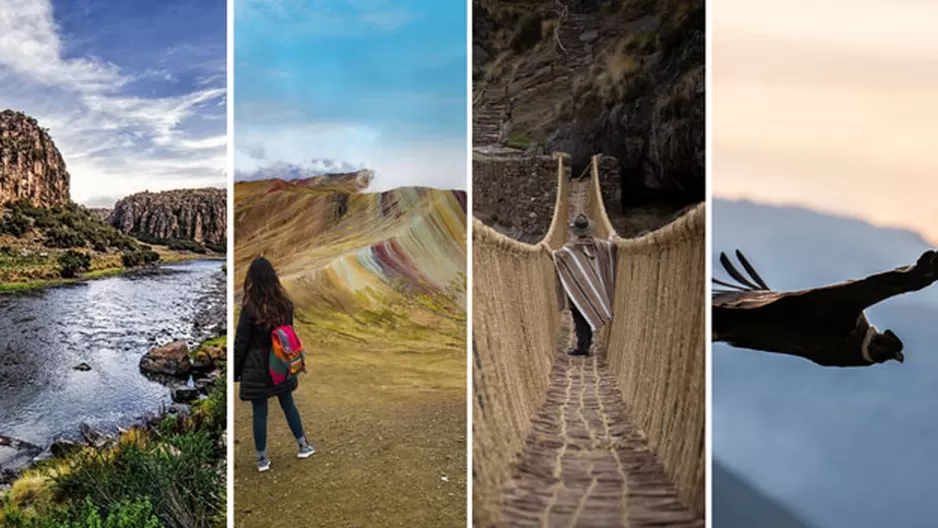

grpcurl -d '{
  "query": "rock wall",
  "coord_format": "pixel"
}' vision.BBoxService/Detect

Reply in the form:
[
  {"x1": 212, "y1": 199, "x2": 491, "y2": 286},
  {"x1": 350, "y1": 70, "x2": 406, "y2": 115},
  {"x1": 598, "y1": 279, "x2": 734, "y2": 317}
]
[
  {"x1": 109, "y1": 188, "x2": 227, "y2": 247},
  {"x1": 595, "y1": 154, "x2": 621, "y2": 215},
  {"x1": 474, "y1": 1, "x2": 705, "y2": 201},
  {"x1": 0, "y1": 110, "x2": 70, "y2": 206},
  {"x1": 88, "y1": 208, "x2": 111, "y2": 222},
  {"x1": 472, "y1": 152, "x2": 560, "y2": 242}
]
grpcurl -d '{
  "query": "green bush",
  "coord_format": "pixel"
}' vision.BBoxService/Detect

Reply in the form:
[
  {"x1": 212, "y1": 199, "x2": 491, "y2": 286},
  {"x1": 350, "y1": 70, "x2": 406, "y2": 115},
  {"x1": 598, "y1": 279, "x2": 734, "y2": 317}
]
[
  {"x1": 57, "y1": 250, "x2": 91, "y2": 278},
  {"x1": 108, "y1": 233, "x2": 139, "y2": 252},
  {"x1": 206, "y1": 241, "x2": 227, "y2": 254},
  {"x1": 0, "y1": 201, "x2": 142, "y2": 254},
  {"x1": 44, "y1": 226, "x2": 86, "y2": 248},
  {"x1": 132, "y1": 232, "x2": 165, "y2": 246},
  {"x1": 167, "y1": 239, "x2": 206, "y2": 254},
  {"x1": 120, "y1": 249, "x2": 160, "y2": 268},
  {"x1": 8, "y1": 199, "x2": 42, "y2": 219},
  {"x1": 1, "y1": 212, "x2": 31, "y2": 237},
  {"x1": 77, "y1": 497, "x2": 162, "y2": 528},
  {"x1": 51, "y1": 433, "x2": 221, "y2": 528},
  {"x1": 14, "y1": 497, "x2": 162, "y2": 528},
  {"x1": 197, "y1": 369, "x2": 227, "y2": 434}
]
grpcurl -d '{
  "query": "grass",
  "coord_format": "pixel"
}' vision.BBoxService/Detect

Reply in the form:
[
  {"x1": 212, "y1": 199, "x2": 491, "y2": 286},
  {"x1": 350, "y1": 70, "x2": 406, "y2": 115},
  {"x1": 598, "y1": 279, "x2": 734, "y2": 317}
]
[
  {"x1": 0, "y1": 353, "x2": 228, "y2": 527},
  {"x1": 0, "y1": 200, "x2": 223, "y2": 291},
  {"x1": 0, "y1": 246, "x2": 217, "y2": 292},
  {"x1": 505, "y1": 129, "x2": 533, "y2": 150},
  {"x1": 197, "y1": 336, "x2": 227, "y2": 349}
]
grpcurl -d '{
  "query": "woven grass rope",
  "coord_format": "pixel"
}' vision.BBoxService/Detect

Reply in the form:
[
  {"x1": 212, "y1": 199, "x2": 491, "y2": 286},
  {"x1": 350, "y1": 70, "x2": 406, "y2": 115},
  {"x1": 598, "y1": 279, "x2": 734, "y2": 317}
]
[{"x1": 472, "y1": 153, "x2": 705, "y2": 525}]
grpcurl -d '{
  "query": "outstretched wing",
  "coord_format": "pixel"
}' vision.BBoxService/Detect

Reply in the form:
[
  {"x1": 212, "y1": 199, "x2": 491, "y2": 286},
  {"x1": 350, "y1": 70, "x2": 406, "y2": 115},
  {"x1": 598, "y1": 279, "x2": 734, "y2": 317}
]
[
  {"x1": 772, "y1": 250, "x2": 938, "y2": 310},
  {"x1": 712, "y1": 250, "x2": 783, "y2": 309},
  {"x1": 715, "y1": 248, "x2": 938, "y2": 312}
]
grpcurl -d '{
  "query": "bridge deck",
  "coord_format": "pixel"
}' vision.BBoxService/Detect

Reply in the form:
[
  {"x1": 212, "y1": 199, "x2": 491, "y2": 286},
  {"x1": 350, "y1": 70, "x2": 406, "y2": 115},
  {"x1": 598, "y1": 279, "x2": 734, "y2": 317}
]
[{"x1": 498, "y1": 319, "x2": 701, "y2": 527}]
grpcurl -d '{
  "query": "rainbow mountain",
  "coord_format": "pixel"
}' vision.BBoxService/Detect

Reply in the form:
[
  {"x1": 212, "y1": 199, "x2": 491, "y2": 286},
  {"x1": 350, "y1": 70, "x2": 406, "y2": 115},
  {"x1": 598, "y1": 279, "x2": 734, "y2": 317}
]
[{"x1": 234, "y1": 172, "x2": 467, "y2": 342}]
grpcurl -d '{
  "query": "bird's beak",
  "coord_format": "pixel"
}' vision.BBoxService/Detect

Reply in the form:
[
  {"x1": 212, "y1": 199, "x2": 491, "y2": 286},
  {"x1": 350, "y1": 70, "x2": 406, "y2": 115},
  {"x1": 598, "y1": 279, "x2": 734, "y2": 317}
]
[{"x1": 895, "y1": 351, "x2": 905, "y2": 363}]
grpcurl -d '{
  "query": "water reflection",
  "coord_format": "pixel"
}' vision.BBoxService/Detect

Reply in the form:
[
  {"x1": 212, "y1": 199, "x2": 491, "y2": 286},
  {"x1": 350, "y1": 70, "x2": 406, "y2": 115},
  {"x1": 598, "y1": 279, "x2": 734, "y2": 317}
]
[{"x1": 0, "y1": 261, "x2": 222, "y2": 451}]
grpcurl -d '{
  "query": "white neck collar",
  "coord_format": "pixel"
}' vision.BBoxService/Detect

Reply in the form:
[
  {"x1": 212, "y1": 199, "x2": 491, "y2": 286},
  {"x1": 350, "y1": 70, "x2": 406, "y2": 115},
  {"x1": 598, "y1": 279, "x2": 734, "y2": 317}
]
[{"x1": 861, "y1": 325, "x2": 878, "y2": 364}]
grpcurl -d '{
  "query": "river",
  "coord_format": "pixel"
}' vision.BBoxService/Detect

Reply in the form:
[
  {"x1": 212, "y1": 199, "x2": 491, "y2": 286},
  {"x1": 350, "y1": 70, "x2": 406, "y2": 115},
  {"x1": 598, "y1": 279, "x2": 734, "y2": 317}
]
[{"x1": 0, "y1": 260, "x2": 225, "y2": 475}]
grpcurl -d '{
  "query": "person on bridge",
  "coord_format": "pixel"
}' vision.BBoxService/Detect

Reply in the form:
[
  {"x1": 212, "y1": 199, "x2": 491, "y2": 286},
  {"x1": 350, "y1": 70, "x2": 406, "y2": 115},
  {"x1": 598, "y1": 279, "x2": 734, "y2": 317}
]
[{"x1": 548, "y1": 214, "x2": 617, "y2": 356}]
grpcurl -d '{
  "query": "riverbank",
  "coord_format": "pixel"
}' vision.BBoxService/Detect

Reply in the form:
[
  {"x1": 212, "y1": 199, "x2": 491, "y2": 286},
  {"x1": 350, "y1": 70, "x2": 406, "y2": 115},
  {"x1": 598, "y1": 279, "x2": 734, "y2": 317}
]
[
  {"x1": 0, "y1": 337, "x2": 228, "y2": 527},
  {"x1": 0, "y1": 262, "x2": 227, "y2": 481},
  {"x1": 0, "y1": 248, "x2": 225, "y2": 292}
]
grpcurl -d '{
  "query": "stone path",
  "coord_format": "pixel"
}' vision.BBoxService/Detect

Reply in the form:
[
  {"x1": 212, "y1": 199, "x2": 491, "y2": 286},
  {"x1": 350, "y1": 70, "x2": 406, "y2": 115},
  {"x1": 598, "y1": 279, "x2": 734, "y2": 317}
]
[
  {"x1": 498, "y1": 319, "x2": 701, "y2": 527},
  {"x1": 473, "y1": 100, "x2": 508, "y2": 147},
  {"x1": 472, "y1": 8, "x2": 596, "y2": 150},
  {"x1": 570, "y1": 178, "x2": 589, "y2": 215}
]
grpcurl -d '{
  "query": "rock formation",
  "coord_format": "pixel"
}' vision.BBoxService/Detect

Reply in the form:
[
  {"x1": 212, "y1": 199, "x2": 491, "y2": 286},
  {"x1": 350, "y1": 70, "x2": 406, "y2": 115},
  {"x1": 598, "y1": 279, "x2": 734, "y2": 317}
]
[
  {"x1": 88, "y1": 208, "x2": 111, "y2": 222},
  {"x1": 473, "y1": 0, "x2": 704, "y2": 201},
  {"x1": 139, "y1": 340, "x2": 192, "y2": 377},
  {"x1": 109, "y1": 188, "x2": 226, "y2": 248},
  {"x1": 0, "y1": 110, "x2": 71, "y2": 206}
]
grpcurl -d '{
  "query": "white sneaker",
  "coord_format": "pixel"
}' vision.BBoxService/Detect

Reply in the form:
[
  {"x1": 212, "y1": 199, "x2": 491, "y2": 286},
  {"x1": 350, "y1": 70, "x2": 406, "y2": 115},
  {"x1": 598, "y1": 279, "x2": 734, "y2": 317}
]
[
  {"x1": 297, "y1": 444, "x2": 316, "y2": 459},
  {"x1": 257, "y1": 456, "x2": 271, "y2": 472}
]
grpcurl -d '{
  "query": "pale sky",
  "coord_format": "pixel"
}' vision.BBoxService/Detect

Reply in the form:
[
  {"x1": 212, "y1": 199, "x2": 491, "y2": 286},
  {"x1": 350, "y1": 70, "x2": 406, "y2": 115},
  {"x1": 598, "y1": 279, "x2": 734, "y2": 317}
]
[{"x1": 714, "y1": 0, "x2": 938, "y2": 243}]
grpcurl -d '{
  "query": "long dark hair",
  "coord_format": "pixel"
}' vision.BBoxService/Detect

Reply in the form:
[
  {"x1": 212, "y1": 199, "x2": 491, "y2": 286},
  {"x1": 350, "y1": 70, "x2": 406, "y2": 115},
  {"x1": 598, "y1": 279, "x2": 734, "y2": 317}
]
[{"x1": 242, "y1": 256, "x2": 292, "y2": 327}]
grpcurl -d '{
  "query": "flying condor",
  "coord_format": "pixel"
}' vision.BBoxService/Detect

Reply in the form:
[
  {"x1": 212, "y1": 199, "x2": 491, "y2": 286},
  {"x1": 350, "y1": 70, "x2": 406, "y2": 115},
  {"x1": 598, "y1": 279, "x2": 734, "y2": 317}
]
[{"x1": 712, "y1": 249, "x2": 938, "y2": 367}]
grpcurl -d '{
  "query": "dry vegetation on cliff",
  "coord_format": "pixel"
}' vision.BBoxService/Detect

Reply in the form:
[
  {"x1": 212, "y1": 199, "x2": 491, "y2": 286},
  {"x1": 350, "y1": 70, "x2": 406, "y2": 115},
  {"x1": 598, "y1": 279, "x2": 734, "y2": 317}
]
[{"x1": 474, "y1": 0, "x2": 704, "y2": 199}]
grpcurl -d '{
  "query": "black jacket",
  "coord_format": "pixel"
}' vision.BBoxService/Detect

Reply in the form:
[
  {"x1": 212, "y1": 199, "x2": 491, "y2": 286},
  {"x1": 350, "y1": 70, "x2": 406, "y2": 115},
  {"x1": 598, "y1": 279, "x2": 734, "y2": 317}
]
[{"x1": 234, "y1": 303, "x2": 298, "y2": 401}]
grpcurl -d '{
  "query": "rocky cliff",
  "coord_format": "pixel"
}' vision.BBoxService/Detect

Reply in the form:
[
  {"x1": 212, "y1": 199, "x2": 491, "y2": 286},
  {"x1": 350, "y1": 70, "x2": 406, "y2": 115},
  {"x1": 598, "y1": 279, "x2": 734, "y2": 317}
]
[
  {"x1": 109, "y1": 188, "x2": 227, "y2": 250},
  {"x1": 0, "y1": 110, "x2": 71, "y2": 206},
  {"x1": 473, "y1": 0, "x2": 704, "y2": 203},
  {"x1": 88, "y1": 208, "x2": 111, "y2": 222}
]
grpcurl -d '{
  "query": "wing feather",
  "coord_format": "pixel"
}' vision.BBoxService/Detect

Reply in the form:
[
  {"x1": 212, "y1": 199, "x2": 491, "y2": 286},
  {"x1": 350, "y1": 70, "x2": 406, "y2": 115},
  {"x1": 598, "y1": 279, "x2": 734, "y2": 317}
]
[{"x1": 736, "y1": 250, "x2": 770, "y2": 290}]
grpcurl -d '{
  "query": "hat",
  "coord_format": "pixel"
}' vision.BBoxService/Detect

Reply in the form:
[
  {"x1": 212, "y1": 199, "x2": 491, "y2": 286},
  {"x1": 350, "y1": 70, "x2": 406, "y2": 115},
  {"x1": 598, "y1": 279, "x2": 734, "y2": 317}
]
[{"x1": 570, "y1": 214, "x2": 592, "y2": 237}]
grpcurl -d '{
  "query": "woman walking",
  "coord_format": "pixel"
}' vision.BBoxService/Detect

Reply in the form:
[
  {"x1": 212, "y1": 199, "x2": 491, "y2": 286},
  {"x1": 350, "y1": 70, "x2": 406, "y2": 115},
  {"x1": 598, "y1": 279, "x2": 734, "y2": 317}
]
[{"x1": 234, "y1": 256, "x2": 315, "y2": 472}]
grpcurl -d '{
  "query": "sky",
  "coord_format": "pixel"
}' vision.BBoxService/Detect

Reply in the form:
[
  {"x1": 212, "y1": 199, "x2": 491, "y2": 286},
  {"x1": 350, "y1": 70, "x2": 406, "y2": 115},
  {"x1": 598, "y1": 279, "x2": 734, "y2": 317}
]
[
  {"x1": 233, "y1": 0, "x2": 467, "y2": 191},
  {"x1": 713, "y1": 0, "x2": 938, "y2": 244},
  {"x1": 0, "y1": 0, "x2": 227, "y2": 208}
]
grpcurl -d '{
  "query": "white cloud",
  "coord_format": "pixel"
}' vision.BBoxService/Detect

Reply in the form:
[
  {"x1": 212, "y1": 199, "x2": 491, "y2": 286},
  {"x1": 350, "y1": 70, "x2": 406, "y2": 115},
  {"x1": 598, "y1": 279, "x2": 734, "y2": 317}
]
[
  {"x1": 0, "y1": 0, "x2": 123, "y2": 93},
  {"x1": 365, "y1": 142, "x2": 466, "y2": 192},
  {"x1": 235, "y1": 121, "x2": 380, "y2": 172},
  {"x1": 0, "y1": 0, "x2": 226, "y2": 205},
  {"x1": 235, "y1": 120, "x2": 465, "y2": 191}
]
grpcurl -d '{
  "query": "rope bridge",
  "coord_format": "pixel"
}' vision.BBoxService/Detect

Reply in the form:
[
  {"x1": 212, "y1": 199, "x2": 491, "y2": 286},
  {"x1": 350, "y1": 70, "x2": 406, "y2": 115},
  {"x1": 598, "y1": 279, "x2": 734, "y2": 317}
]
[{"x1": 473, "y1": 153, "x2": 706, "y2": 527}]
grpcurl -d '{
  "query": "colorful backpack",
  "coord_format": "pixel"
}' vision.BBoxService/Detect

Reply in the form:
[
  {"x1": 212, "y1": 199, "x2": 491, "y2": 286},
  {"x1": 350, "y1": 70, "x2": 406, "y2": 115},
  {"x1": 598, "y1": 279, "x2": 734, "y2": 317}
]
[{"x1": 269, "y1": 325, "x2": 306, "y2": 385}]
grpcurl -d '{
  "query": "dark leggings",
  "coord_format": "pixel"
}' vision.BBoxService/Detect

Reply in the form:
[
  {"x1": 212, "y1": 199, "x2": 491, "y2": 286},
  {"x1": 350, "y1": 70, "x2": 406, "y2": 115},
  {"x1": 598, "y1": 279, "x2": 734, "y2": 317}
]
[
  {"x1": 571, "y1": 303, "x2": 593, "y2": 353},
  {"x1": 251, "y1": 391, "x2": 306, "y2": 454}
]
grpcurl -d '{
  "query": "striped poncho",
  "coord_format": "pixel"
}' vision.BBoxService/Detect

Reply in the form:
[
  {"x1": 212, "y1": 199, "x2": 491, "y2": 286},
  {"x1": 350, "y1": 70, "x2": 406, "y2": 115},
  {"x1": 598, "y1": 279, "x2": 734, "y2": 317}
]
[{"x1": 551, "y1": 237, "x2": 617, "y2": 331}]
